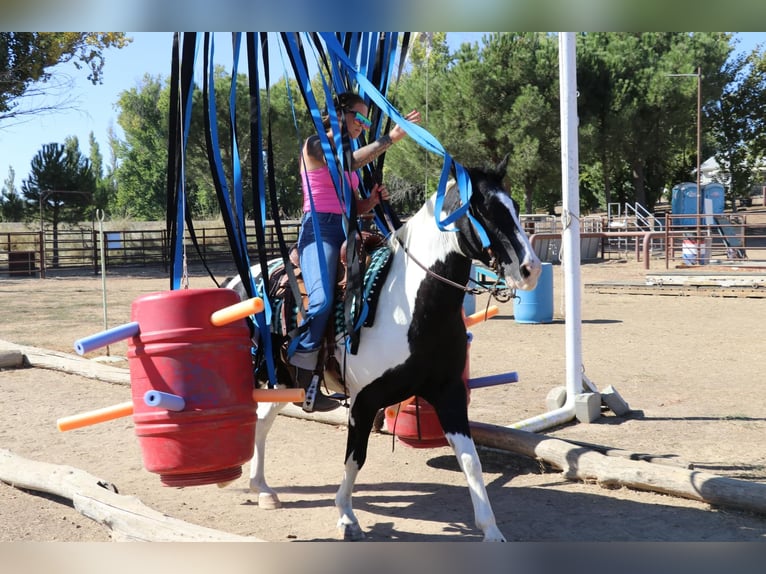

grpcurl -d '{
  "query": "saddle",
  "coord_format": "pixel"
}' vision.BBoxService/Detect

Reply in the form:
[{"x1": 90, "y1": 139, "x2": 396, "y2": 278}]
[{"x1": 258, "y1": 231, "x2": 393, "y2": 391}]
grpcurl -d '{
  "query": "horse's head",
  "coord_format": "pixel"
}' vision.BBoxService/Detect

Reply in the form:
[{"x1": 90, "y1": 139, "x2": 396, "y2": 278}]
[{"x1": 454, "y1": 155, "x2": 542, "y2": 291}]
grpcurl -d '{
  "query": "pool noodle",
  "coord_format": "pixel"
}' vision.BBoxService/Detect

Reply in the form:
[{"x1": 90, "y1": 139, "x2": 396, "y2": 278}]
[{"x1": 74, "y1": 321, "x2": 140, "y2": 355}]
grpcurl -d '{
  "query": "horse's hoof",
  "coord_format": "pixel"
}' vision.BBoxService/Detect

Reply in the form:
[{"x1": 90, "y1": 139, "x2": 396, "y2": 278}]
[
  {"x1": 483, "y1": 527, "x2": 506, "y2": 542},
  {"x1": 257, "y1": 492, "x2": 282, "y2": 510},
  {"x1": 338, "y1": 521, "x2": 365, "y2": 541}
]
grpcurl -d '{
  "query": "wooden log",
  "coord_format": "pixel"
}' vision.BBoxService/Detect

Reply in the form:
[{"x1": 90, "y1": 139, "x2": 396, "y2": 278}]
[
  {"x1": 0, "y1": 339, "x2": 130, "y2": 385},
  {"x1": 0, "y1": 349, "x2": 24, "y2": 369},
  {"x1": 563, "y1": 438, "x2": 695, "y2": 469},
  {"x1": 469, "y1": 421, "x2": 766, "y2": 516},
  {"x1": 0, "y1": 449, "x2": 263, "y2": 542}
]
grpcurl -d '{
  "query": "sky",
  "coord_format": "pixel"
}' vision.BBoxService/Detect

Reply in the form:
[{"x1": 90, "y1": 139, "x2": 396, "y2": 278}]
[{"x1": 1, "y1": 32, "x2": 765, "y2": 192}]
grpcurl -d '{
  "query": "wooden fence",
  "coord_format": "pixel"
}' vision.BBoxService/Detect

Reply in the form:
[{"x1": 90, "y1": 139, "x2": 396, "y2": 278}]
[{"x1": 0, "y1": 222, "x2": 302, "y2": 278}]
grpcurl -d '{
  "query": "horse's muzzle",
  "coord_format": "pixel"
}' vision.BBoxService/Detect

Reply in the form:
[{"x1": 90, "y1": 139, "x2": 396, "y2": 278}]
[{"x1": 511, "y1": 258, "x2": 542, "y2": 291}]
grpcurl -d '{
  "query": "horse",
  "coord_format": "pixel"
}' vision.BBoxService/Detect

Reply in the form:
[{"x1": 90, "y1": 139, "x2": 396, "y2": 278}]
[{"x1": 223, "y1": 156, "x2": 542, "y2": 541}]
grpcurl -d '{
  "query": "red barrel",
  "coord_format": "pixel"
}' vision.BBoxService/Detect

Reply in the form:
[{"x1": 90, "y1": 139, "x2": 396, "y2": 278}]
[
  {"x1": 128, "y1": 288, "x2": 257, "y2": 487},
  {"x1": 385, "y1": 333, "x2": 472, "y2": 448}
]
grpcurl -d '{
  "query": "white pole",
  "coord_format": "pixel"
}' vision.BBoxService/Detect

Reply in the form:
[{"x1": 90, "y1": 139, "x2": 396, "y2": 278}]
[
  {"x1": 97, "y1": 209, "x2": 110, "y2": 356},
  {"x1": 511, "y1": 32, "x2": 582, "y2": 432}
]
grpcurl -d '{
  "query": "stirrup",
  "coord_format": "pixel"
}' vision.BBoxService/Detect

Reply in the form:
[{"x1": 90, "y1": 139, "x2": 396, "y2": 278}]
[{"x1": 299, "y1": 374, "x2": 341, "y2": 413}]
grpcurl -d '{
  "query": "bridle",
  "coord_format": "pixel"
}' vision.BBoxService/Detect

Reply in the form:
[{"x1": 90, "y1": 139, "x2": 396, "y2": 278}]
[{"x1": 392, "y1": 233, "x2": 515, "y2": 304}]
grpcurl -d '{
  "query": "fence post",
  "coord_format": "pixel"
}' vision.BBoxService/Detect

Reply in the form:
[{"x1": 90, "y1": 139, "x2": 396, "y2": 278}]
[{"x1": 39, "y1": 229, "x2": 46, "y2": 278}]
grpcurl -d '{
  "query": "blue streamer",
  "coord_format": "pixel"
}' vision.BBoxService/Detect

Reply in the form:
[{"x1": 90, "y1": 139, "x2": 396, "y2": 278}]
[
  {"x1": 172, "y1": 34, "x2": 200, "y2": 290},
  {"x1": 318, "y1": 33, "x2": 490, "y2": 248}
]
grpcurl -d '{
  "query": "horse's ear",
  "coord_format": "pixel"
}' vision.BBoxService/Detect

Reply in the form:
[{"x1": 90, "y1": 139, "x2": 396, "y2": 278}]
[{"x1": 496, "y1": 153, "x2": 510, "y2": 175}]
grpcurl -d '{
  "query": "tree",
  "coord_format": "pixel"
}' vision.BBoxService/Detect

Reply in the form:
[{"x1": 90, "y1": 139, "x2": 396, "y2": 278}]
[
  {"x1": 1, "y1": 166, "x2": 25, "y2": 221},
  {"x1": 21, "y1": 140, "x2": 95, "y2": 266},
  {"x1": 88, "y1": 130, "x2": 113, "y2": 212},
  {"x1": 113, "y1": 65, "x2": 314, "y2": 222},
  {"x1": 707, "y1": 46, "x2": 766, "y2": 205},
  {"x1": 262, "y1": 77, "x2": 315, "y2": 218},
  {"x1": 390, "y1": 32, "x2": 561, "y2": 215},
  {"x1": 112, "y1": 74, "x2": 169, "y2": 220},
  {"x1": 0, "y1": 33, "x2": 131, "y2": 125},
  {"x1": 577, "y1": 33, "x2": 733, "y2": 210}
]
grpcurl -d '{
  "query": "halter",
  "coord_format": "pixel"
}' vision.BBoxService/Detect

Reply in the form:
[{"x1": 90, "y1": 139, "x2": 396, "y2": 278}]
[{"x1": 393, "y1": 233, "x2": 515, "y2": 304}]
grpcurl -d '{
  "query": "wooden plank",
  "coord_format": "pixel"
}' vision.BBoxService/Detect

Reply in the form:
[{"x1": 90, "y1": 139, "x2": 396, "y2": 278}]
[
  {"x1": 647, "y1": 274, "x2": 766, "y2": 287},
  {"x1": 0, "y1": 339, "x2": 130, "y2": 385},
  {"x1": 0, "y1": 449, "x2": 264, "y2": 542},
  {"x1": 585, "y1": 282, "x2": 766, "y2": 298}
]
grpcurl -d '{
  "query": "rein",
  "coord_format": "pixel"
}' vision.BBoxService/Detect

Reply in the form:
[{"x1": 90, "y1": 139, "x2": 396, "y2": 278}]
[{"x1": 393, "y1": 234, "x2": 515, "y2": 303}]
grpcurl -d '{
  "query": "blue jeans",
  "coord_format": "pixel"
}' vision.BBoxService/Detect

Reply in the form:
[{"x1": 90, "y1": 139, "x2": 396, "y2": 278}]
[{"x1": 294, "y1": 212, "x2": 346, "y2": 358}]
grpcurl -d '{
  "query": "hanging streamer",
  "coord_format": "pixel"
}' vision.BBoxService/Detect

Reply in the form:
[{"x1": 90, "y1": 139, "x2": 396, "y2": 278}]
[
  {"x1": 166, "y1": 33, "x2": 199, "y2": 291},
  {"x1": 169, "y1": 32, "x2": 486, "y2": 376},
  {"x1": 318, "y1": 32, "x2": 491, "y2": 249}
]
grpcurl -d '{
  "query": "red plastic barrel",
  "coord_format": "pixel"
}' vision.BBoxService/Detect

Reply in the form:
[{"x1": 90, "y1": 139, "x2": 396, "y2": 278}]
[
  {"x1": 128, "y1": 288, "x2": 257, "y2": 487},
  {"x1": 385, "y1": 333, "x2": 472, "y2": 448}
]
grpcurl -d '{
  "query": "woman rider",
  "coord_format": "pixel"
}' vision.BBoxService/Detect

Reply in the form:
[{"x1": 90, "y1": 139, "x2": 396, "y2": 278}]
[{"x1": 291, "y1": 92, "x2": 420, "y2": 411}]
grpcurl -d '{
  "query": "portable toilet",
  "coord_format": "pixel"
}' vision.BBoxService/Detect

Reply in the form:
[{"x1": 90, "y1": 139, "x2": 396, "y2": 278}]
[
  {"x1": 702, "y1": 182, "x2": 725, "y2": 223},
  {"x1": 671, "y1": 182, "x2": 699, "y2": 226}
]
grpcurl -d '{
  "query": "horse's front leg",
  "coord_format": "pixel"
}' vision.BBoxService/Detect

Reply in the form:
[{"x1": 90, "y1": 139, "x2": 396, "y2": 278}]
[
  {"x1": 248, "y1": 400, "x2": 286, "y2": 509},
  {"x1": 444, "y1": 432, "x2": 506, "y2": 542},
  {"x1": 433, "y1": 382, "x2": 506, "y2": 542},
  {"x1": 335, "y1": 396, "x2": 377, "y2": 541}
]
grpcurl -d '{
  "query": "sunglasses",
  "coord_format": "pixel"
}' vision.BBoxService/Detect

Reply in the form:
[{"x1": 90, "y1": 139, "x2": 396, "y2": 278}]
[{"x1": 350, "y1": 111, "x2": 372, "y2": 130}]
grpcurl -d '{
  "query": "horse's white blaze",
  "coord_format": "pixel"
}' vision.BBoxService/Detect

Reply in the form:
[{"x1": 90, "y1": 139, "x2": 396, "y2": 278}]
[{"x1": 497, "y1": 193, "x2": 542, "y2": 291}]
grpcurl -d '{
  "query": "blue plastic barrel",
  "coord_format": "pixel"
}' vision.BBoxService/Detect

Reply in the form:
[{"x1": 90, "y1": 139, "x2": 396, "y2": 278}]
[{"x1": 514, "y1": 262, "x2": 553, "y2": 324}]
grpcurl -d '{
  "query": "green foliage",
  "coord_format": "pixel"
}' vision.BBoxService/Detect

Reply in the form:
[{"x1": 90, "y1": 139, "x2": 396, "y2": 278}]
[
  {"x1": 0, "y1": 32, "x2": 131, "y2": 123},
  {"x1": 1, "y1": 166, "x2": 25, "y2": 221},
  {"x1": 576, "y1": 32, "x2": 733, "y2": 210},
  {"x1": 388, "y1": 32, "x2": 561, "y2": 214},
  {"x1": 112, "y1": 74, "x2": 169, "y2": 220},
  {"x1": 20, "y1": 141, "x2": 96, "y2": 225},
  {"x1": 707, "y1": 46, "x2": 766, "y2": 203}
]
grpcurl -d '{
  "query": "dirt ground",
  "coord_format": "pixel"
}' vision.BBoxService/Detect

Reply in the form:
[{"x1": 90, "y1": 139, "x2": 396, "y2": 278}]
[{"x1": 1, "y1": 250, "x2": 766, "y2": 543}]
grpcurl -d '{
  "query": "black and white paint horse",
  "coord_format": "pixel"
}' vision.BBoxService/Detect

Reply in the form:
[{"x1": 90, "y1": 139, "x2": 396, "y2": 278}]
[{"x1": 225, "y1": 156, "x2": 541, "y2": 541}]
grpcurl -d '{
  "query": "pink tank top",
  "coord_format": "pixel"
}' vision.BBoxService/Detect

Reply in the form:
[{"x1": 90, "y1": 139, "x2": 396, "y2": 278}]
[{"x1": 301, "y1": 166, "x2": 360, "y2": 214}]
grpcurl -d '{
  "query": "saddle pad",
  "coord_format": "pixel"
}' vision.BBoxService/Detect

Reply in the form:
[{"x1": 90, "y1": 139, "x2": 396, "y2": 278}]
[
  {"x1": 333, "y1": 244, "x2": 393, "y2": 334},
  {"x1": 266, "y1": 244, "x2": 393, "y2": 340}
]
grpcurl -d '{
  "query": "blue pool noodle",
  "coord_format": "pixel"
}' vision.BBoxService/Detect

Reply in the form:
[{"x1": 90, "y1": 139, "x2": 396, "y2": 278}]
[
  {"x1": 73, "y1": 321, "x2": 140, "y2": 355},
  {"x1": 143, "y1": 390, "x2": 186, "y2": 411}
]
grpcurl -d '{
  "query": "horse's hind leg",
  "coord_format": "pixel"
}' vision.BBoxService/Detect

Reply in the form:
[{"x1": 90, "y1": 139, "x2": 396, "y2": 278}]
[
  {"x1": 248, "y1": 400, "x2": 286, "y2": 509},
  {"x1": 432, "y1": 384, "x2": 506, "y2": 542}
]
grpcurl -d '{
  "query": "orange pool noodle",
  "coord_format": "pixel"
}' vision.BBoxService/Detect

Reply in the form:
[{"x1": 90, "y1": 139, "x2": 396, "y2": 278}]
[
  {"x1": 252, "y1": 388, "x2": 305, "y2": 404},
  {"x1": 210, "y1": 297, "x2": 265, "y2": 327},
  {"x1": 384, "y1": 395, "x2": 416, "y2": 419},
  {"x1": 57, "y1": 401, "x2": 134, "y2": 432},
  {"x1": 463, "y1": 305, "x2": 499, "y2": 327}
]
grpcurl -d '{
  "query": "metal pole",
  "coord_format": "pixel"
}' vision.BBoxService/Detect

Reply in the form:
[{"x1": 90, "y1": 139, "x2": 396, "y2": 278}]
[
  {"x1": 97, "y1": 209, "x2": 109, "y2": 356},
  {"x1": 696, "y1": 66, "x2": 702, "y2": 250},
  {"x1": 39, "y1": 191, "x2": 49, "y2": 279},
  {"x1": 666, "y1": 70, "x2": 703, "y2": 258},
  {"x1": 511, "y1": 32, "x2": 581, "y2": 432}
]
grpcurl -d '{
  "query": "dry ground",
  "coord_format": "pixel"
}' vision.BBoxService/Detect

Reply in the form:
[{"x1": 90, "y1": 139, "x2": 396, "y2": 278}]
[{"x1": 1, "y1": 250, "x2": 766, "y2": 542}]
